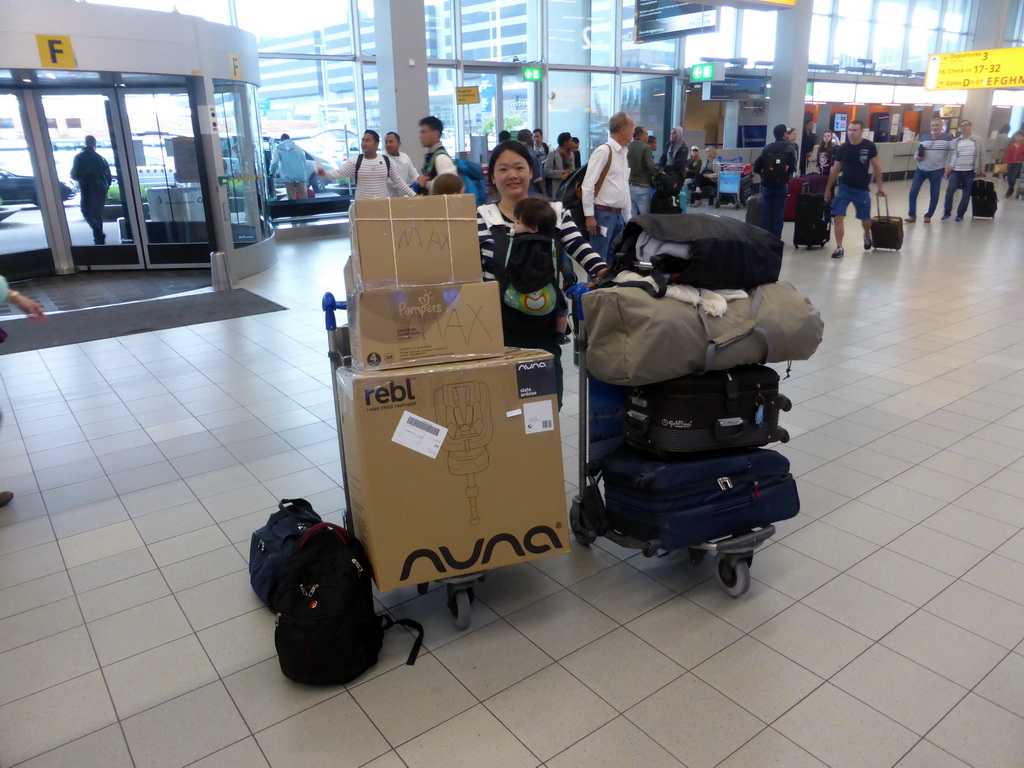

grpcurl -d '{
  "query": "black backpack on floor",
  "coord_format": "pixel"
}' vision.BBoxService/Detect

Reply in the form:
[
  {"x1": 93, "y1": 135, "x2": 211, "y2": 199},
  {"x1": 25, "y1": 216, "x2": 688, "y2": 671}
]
[{"x1": 272, "y1": 521, "x2": 423, "y2": 685}]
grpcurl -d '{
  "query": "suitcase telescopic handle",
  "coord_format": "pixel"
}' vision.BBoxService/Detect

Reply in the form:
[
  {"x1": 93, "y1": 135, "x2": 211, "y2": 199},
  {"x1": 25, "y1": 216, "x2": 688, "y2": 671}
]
[{"x1": 876, "y1": 193, "x2": 890, "y2": 219}]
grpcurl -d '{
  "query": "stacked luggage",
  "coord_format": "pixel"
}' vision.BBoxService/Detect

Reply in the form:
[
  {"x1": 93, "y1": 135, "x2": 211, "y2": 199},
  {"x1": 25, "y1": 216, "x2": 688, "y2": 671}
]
[
  {"x1": 570, "y1": 213, "x2": 821, "y2": 595},
  {"x1": 715, "y1": 159, "x2": 755, "y2": 208}
]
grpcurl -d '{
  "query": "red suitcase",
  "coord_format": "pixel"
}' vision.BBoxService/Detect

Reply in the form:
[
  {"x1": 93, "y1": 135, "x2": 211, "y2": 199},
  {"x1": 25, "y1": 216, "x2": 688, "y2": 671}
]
[{"x1": 783, "y1": 178, "x2": 807, "y2": 222}]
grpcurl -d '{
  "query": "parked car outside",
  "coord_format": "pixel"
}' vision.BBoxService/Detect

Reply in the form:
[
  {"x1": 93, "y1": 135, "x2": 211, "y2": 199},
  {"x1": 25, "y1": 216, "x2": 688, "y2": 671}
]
[{"x1": 0, "y1": 168, "x2": 75, "y2": 205}]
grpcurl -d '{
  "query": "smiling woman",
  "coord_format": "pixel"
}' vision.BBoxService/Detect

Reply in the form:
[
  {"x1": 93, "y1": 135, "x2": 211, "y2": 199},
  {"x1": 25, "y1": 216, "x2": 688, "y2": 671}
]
[{"x1": 476, "y1": 140, "x2": 609, "y2": 407}]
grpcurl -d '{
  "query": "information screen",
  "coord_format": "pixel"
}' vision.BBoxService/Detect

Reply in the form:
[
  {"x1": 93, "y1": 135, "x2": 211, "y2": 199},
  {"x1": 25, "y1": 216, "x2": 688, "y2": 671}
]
[{"x1": 635, "y1": 1, "x2": 717, "y2": 43}]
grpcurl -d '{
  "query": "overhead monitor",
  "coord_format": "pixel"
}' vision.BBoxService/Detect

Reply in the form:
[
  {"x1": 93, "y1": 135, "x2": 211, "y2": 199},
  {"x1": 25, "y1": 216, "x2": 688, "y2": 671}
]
[
  {"x1": 635, "y1": 2, "x2": 717, "y2": 43},
  {"x1": 703, "y1": 77, "x2": 769, "y2": 100},
  {"x1": 855, "y1": 83, "x2": 895, "y2": 103},
  {"x1": 811, "y1": 82, "x2": 856, "y2": 103}
]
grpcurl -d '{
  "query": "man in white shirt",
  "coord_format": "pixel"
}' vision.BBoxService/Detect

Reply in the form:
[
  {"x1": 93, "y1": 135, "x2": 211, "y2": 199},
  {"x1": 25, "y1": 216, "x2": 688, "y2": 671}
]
[
  {"x1": 942, "y1": 119, "x2": 986, "y2": 222},
  {"x1": 582, "y1": 112, "x2": 634, "y2": 259},
  {"x1": 317, "y1": 130, "x2": 415, "y2": 199},
  {"x1": 384, "y1": 131, "x2": 419, "y2": 197}
]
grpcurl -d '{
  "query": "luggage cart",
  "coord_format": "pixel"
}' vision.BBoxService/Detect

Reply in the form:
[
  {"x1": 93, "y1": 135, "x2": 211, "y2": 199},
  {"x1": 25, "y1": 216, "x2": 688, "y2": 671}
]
[
  {"x1": 565, "y1": 285, "x2": 776, "y2": 597},
  {"x1": 322, "y1": 292, "x2": 483, "y2": 629},
  {"x1": 714, "y1": 159, "x2": 750, "y2": 209}
]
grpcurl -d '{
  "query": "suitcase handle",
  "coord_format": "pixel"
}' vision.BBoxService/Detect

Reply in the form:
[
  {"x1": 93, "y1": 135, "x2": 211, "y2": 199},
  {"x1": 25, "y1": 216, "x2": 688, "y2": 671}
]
[
  {"x1": 875, "y1": 193, "x2": 890, "y2": 219},
  {"x1": 713, "y1": 417, "x2": 746, "y2": 442},
  {"x1": 624, "y1": 410, "x2": 650, "y2": 437}
]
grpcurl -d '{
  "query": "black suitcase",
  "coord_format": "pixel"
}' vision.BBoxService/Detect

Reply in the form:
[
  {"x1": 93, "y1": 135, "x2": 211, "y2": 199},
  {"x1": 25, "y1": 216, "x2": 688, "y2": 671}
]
[
  {"x1": 972, "y1": 179, "x2": 998, "y2": 218},
  {"x1": 599, "y1": 445, "x2": 800, "y2": 549},
  {"x1": 870, "y1": 195, "x2": 904, "y2": 251},
  {"x1": 793, "y1": 193, "x2": 831, "y2": 249},
  {"x1": 625, "y1": 365, "x2": 791, "y2": 455},
  {"x1": 745, "y1": 194, "x2": 762, "y2": 226}
]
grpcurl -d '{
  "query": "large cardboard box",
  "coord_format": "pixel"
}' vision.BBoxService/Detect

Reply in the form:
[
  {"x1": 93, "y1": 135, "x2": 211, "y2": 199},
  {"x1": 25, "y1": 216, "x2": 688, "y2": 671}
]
[
  {"x1": 347, "y1": 194, "x2": 482, "y2": 290},
  {"x1": 346, "y1": 278, "x2": 505, "y2": 370},
  {"x1": 337, "y1": 349, "x2": 568, "y2": 591}
]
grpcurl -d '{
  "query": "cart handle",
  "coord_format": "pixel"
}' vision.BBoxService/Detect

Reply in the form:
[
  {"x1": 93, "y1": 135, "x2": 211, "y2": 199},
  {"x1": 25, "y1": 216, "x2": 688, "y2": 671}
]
[{"x1": 322, "y1": 292, "x2": 347, "y2": 331}]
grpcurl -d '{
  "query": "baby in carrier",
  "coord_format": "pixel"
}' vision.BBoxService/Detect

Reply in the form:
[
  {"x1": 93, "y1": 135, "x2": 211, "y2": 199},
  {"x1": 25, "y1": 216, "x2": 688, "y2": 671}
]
[{"x1": 509, "y1": 197, "x2": 570, "y2": 342}]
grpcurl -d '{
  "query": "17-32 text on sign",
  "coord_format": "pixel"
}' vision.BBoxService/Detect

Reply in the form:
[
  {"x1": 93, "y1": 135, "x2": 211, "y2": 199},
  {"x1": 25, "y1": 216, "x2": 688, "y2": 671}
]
[{"x1": 925, "y1": 48, "x2": 1024, "y2": 90}]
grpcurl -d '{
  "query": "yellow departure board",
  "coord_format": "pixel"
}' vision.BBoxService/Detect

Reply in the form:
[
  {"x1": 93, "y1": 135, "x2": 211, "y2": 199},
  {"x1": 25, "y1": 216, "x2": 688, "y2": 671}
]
[{"x1": 925, "y1": 47, "x2": 1024, "y2": 90}]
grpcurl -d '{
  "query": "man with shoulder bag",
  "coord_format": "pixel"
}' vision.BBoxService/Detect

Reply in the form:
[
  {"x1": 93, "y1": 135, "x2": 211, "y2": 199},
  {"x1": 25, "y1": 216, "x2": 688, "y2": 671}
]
[{"x1": 582, "y1": 112, "x2": 634, "y2": 260}]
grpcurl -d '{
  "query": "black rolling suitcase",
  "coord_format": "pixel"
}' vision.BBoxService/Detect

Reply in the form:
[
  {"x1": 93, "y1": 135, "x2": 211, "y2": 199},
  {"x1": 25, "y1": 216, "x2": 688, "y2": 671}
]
[
  {"x1": 745, "y1": 194, "x2": 762, "y2": 226},
  {"x1": 793, "y1": 193, "x2": 831, "y2": 249},
  {"x1": 870, "y1": 195, "x2": 903, "y2": 251},
  {"x1": 971, "y1": 179, "x2": 998, "y2": 218},
  {"x1": 625, "y1": 365, "x2": 791, "y2": 455},
  {"x1": 599, "y1": 445, "x2": 800, "y2": 549}
]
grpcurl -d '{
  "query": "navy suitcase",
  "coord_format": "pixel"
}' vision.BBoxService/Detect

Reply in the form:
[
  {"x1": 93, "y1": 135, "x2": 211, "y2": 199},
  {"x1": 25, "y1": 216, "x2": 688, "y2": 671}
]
[
  {"x1": 971, "y1": 179, "x2": 998, "y2": 218},
  {"x1": 599, "y1": 445, "x2": 799, "y2": 549},
  {"x1": 793, "y1": 193, "x2": 831, "y2": 249}
]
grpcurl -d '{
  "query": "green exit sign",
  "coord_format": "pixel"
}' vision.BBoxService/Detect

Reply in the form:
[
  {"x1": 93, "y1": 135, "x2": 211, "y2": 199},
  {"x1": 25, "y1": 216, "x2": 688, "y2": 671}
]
[
  {"x1": 690, "y1": 63, "x2": 717, "y2": 83},
  {"x1": 523, "y1": 66, "x2": 543, "y2": 81}
]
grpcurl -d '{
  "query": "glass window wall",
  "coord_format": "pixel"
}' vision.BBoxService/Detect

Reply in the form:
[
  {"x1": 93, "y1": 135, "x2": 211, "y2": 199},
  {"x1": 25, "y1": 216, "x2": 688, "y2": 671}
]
[
  {"x1": 547, "y1": 71, "x2": 612, "y2": 161},
  {"x1": 0, "y1": 94, "x2": 50, "y2": 260},
  {"x1": 547, "y1": 0, "x2": 614, "y2": 67},
  {"x1": 462, "y1": 0, "x2": 539, "y2": 63},
  {"x1": 739, "y1": 11, "x2": 777, "y2": 65},
  {"x1": 620, "y1": 0, "x2": 678, "y2": 70},
  {"x1": 683, "y1": 8, "x2": 738, "y2": 68},
  {"x1": 84, "y1": 0, "x2": 231, "y2": 23},
  {"x1": 237, "y1": 0, "x2": 353, "y2": 54}
]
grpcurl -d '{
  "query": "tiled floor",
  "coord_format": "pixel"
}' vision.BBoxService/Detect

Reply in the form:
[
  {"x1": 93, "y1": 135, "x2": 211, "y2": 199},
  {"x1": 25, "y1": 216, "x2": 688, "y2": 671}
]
[{"x1": 2, "y1": 181, "x2": 1024, "y2": 767}]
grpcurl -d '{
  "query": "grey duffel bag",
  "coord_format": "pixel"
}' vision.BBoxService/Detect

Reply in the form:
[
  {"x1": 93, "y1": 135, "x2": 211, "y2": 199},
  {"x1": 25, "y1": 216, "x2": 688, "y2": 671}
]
[{"x1": 581, "y1": 281, "x2": 824, "y2": 386}]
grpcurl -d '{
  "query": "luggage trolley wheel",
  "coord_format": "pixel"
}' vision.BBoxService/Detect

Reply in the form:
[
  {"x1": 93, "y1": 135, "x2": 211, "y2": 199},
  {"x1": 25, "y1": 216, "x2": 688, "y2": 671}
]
[
  {"x1": 447, "y1": 584, "x2": 475, "y2": 630},
  {"x1": 715, "y1": 553, "x2": 752, "y2": 597}
]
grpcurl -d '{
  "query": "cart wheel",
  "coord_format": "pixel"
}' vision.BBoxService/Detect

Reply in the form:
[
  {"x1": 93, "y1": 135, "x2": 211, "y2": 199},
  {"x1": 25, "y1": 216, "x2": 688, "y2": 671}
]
[
  {"x1": 416, "y1": 582, "x2": 429, "y2": 595},
  {"x1": 716, "y1": 556, "x2": 751, "y2": 597},
  {"x1": 688, "y1": 548, "x2": 706, "y2": 567},
  {"x1": 449, "y1": 589, "x2": 472, "y2": 630},
  {"x1": 714, "y1": 197, "x2": 721, "y2": 209}
]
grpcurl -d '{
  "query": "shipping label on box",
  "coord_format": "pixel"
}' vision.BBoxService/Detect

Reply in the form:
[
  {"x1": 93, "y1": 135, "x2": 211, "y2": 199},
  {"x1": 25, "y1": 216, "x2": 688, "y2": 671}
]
[
  {"x1": 337, "y1": 349, "x2": 567, "y2": 592},
  {"x1": 348, "y1": 194, "x2": 482, "y2": 290},
  {"x1": 347, "y1": 279, "x2": 504, "y2": 370}
]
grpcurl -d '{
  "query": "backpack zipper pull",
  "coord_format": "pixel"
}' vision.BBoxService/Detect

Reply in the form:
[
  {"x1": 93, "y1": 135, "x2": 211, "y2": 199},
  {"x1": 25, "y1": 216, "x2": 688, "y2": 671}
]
[
  {"x1": 753, "y1": 481, "x2": 761, "y2": 500},
  {"x1": 274, "y1": 613, "x2": 281, "y2": 626},
  {"x1": 351, "y1": 558, "x2": 364, "y2": 575}
]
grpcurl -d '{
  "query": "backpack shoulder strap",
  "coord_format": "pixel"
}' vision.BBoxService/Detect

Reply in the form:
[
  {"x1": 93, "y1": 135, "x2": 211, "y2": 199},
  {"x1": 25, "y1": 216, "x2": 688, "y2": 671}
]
[
  {"x1": 381, "y1": 615, "x2": 424, "y2": 666},
  {"x1": 355, "y1": 154, "x2": 363, "y2": 185},
  {"x1": 383, "y1": 155, "x2": 391, "y2": 173}
]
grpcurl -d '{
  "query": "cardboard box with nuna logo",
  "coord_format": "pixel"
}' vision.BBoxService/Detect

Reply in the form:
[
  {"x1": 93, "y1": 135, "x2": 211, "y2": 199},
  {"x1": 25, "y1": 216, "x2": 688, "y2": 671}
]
[{"x1": 340, "y1": 195, "x2": 568, "y2": 592}]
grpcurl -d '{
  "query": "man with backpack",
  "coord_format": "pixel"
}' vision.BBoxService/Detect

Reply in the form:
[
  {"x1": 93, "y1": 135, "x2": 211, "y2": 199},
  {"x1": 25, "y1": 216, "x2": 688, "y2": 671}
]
[
  {"x1": 317, "y1": 130, "x2": 415, "y2": 199},
  {"x1": 416, "y1": 115, "x2": 459, "y2": 193},
  {"x1": 754, "y1": 124, "x2": 798, "y2": 238},
  {"x1": 383, "y1": 131, "x2": 419, "y2": 198}
]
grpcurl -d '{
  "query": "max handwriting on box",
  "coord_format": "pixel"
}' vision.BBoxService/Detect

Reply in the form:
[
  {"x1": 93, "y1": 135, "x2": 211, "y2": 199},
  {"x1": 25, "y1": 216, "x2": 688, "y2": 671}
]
[{"x1": 396, "y1": 224, "x2": 451, "y2": 252}]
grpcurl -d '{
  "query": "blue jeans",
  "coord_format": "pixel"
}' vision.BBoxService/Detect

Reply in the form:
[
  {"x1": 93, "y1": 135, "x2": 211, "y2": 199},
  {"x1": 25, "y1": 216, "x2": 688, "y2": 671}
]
[
  {"x1": 629, "y1": 185, "x2": 651, "y2": 216},
  {"x1": 588, "y1": 209, "x2": 626, "y2": 261},
  {"x1": 944, "y1": 170, "x2": 975, "y2": 217},
  {"x1": 908, "y1": 168, "x2": 944, "y2": 218},
  {"x1": 759, "y1": 184, "x2": 787, "y2": 239}
]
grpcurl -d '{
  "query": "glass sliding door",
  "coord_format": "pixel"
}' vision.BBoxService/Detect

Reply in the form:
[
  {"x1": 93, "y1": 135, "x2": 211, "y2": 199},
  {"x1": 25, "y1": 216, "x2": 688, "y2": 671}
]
[
  {"x1": 122, "y1": 90, "x2": 212, "y2": 264},
  {"x1": 39, "y1": 91, "x2": 143, "y2": 268},
  {"x1": 0, "y1": 92, "x2": 53, "y2": 280}
]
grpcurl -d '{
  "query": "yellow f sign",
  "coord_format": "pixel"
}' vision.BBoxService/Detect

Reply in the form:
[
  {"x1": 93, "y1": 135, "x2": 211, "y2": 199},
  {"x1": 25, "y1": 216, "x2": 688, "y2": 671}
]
[
  {"x1": 36, "y1": 35, "x2": 76, "y2": 69},
  {"x1": 228, "y1": 54, "x2": 243, "y2": 80}
]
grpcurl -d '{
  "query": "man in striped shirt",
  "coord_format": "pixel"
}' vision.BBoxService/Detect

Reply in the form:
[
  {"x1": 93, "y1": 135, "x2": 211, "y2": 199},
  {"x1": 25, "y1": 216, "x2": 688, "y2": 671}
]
[
  {"x1": 906, "y1": 117, "x2": 953, "y2": 223},
  {"x1": 942, "y1": 119, "x2": 986, "y2": 222},
  {"x1": 317, "y1": 130, "x2": 415, "y2": 199}
]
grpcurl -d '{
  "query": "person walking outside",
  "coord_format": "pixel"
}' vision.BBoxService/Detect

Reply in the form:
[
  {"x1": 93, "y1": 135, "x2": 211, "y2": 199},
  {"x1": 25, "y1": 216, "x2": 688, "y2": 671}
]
[
  {"x1": 800, "y1": 120, "x2": 817, "y2": 175},
  {"x1": 942, "y1": 119, "x2": 985, "y2": 222},
  {"x1": 318, "y1": 130, "x2": 415, "y2": 199},
  {"x1": 0, "y1": 275, "x2": 45, "y2": 510},
  {"x1": 905, "y1": 117, "x2": 953, "y2": 223},
  {"x1": 626, "y1": 125, "x2": 661, "y2": 216},
  {"x1": 754, "y1": 123, "x2": 798, "y2": 238},
  {"x1": 417, "y1": 115, "x2": 459, "y2": 193},
  {"x1": 1004, "y1": 132, "x2": 1024, "y2": 198},
  {"x1": 581, "y1": 112, "x2": 633, "y2": 260},
  {"x1": 69, "y1": 135, "x2": 112, "y2": 244},
  {"x1": 824, "y1": 119, "x2": 886, "y2": 258},
  {"x1": 544, "y1": 132, "x2": 575, "y2": 199},
  {"x1": 269, "y1": 134, "x2": 309, "y2": 201},
  {"x1": 383, "y1": 132, "x2": 419, "y2": 197}
]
